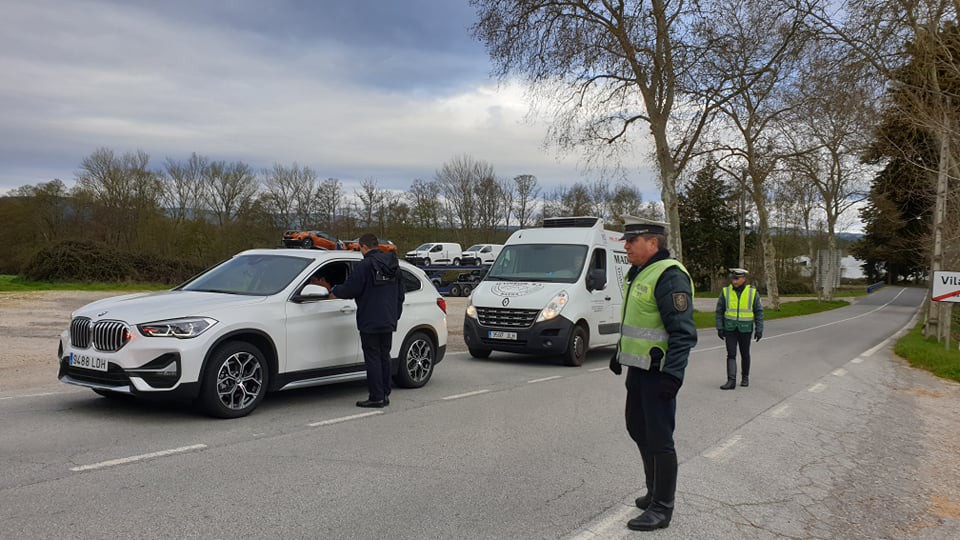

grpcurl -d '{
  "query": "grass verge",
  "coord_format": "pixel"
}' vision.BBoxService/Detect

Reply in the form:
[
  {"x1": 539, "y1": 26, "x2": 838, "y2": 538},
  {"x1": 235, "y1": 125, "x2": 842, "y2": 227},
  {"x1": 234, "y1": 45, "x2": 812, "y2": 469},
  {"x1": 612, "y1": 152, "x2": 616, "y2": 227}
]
[
  {"x1": 693, "y1": 299, "x2": 849, "y2": 328},
  {"x1": 0, "y1": 275, "x2": 169, "y2": 292},
  {"x1": 894, "y1": 322, "x2": 960, "y2": 384}
]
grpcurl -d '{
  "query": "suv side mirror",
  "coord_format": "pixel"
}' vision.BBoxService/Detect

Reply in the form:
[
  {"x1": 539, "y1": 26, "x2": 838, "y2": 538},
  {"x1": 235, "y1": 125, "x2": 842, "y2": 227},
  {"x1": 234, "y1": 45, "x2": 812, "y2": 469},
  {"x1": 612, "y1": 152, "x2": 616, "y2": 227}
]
[
  {"x1": 292, "y1": 284, "x2": 329, "y2": 302},
  {"x1": 586, "y1": 269, "x2": 607, "y2": 291}
]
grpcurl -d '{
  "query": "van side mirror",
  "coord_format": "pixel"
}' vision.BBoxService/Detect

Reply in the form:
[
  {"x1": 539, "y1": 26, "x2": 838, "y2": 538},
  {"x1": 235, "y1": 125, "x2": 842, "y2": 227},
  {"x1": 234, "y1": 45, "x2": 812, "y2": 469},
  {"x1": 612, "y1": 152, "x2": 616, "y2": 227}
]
[{"x1": 586, "y1": 269, "x2": 607, "y2": 291}]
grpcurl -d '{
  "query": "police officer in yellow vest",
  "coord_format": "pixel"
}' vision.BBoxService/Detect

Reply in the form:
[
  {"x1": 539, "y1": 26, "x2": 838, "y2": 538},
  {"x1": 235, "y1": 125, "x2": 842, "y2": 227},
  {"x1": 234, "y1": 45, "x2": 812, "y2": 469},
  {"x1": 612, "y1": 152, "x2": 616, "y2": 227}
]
[
  {"x1": 609, "y1": 216, "x2": 697, "y2": 531},
  {"x1": 715, "y1": 268, "x2": 764, "y2": 389}
]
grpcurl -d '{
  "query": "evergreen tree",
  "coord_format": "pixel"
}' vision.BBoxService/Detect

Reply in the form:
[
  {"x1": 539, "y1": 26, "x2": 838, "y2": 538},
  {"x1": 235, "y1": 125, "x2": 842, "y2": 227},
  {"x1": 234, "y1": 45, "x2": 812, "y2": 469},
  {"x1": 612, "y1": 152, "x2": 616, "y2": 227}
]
[{"x1": 678, "y1": 162, "x2": 741, "y2": 291}]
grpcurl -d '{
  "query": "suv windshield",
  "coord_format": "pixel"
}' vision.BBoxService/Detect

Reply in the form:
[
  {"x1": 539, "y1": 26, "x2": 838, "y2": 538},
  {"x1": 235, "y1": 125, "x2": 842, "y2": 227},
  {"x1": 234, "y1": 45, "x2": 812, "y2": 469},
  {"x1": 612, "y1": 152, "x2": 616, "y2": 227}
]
[
  {"x1": 486, "y1": 244, "x2": 588, "y2": 283},
  {"x1": 414, "y1": 243, "x2": 434, "y2": 251},
  {"x1": 181, "y1": 254, "x2": 313, "y2": 296}
]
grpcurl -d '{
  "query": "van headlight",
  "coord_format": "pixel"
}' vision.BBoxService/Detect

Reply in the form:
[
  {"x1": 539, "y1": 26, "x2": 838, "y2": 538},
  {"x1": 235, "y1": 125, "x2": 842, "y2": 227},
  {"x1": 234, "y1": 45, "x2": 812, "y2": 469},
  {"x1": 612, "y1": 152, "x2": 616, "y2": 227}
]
[
  {"x1": 466, "y1": 303, "x2": 478, "y2": 319},
  {"x1": 138, "y1": 317, "x2": 218, "y2": 338},
  {"x1": 536, "y1": 290, "x2": 569, "y2": 323}
]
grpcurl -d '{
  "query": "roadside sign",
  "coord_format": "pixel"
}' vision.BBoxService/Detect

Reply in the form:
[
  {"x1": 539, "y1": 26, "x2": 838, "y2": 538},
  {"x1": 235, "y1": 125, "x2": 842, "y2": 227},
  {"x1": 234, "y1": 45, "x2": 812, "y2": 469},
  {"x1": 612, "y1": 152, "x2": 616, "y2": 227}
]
[{"x1": 932, "y1": 271, "x2": 960, "y2": 302}]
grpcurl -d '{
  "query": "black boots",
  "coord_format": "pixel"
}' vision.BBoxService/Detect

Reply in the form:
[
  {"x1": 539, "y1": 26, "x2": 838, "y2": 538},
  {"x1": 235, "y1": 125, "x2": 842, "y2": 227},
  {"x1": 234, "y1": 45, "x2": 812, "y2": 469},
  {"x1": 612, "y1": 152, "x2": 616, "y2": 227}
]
[
  {"x1": 634, "y1": 451, "x2": 655, "y2": 509},
  {"x1": 628, "y1": 453, "x2": 677, "y2": 531},
  {"x1": 741, "y1": 375, "x2": 749, "y2": 387},
  {"x1": 720, "y1": 380, "x2": 736, "y2": 390}
]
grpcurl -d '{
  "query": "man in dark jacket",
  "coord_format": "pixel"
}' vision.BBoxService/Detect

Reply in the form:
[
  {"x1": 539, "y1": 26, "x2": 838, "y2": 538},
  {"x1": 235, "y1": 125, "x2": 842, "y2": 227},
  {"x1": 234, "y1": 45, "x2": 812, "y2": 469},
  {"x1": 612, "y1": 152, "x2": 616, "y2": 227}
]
[{"x1": 319, "y1": 233, "x2": 405, "y2": 408}]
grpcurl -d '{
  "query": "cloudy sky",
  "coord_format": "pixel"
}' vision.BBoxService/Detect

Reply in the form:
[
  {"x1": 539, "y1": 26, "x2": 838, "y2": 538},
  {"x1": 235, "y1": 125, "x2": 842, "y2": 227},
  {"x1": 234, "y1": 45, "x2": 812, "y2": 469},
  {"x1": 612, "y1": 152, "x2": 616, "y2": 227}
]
[{"x1": 0, "y1": 0, "x2": 659, "y2": 200}]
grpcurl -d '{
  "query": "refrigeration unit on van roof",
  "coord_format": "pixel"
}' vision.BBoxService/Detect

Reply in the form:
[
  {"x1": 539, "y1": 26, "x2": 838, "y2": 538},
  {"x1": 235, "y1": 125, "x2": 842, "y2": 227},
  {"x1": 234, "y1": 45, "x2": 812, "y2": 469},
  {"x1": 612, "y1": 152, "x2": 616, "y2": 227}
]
[{"x1": 541, "y1": 216, "x2": 601, "y2": 228}]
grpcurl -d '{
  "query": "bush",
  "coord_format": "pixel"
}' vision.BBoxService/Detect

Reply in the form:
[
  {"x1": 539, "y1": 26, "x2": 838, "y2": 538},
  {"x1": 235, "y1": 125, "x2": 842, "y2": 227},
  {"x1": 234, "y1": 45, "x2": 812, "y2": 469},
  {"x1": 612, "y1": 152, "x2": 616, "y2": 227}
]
[
  {"x1": 22, "y1": 241, "x2": 206, "y2": 284},
  {"x1": 777, "y1": 279, "x2": 814, "y2": 294}
]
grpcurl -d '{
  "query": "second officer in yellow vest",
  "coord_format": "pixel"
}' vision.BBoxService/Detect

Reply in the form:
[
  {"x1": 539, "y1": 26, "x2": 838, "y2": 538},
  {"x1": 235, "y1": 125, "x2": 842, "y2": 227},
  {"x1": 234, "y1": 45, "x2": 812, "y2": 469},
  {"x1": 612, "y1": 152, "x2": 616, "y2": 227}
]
[
  {"x1": 715, "y1": 268, "x2": 764, "y2": 389},
  {"x1": 609, "y1": 216, "x2": 698, "y2": 531}
]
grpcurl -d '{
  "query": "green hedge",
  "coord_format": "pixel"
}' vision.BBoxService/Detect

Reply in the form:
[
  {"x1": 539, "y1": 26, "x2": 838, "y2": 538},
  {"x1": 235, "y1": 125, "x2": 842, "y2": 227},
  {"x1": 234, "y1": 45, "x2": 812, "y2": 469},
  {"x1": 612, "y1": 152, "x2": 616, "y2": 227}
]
[{"x1": 23, "y1": 241, "x2": 205, "y2": 285}]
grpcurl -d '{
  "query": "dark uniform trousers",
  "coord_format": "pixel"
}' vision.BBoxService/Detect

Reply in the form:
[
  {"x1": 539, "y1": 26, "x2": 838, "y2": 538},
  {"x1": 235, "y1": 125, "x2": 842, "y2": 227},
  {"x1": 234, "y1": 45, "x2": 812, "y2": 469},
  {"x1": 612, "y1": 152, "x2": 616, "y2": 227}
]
[
  {"x1": 360, "y1": 332, "x2": 393, "y2": 402},
  {"x1": 625, "y1": 361, "x2": 678, "y2": 502},
  {"x1": 724, "y1": 330, "x2": 752, "y2": 381}
]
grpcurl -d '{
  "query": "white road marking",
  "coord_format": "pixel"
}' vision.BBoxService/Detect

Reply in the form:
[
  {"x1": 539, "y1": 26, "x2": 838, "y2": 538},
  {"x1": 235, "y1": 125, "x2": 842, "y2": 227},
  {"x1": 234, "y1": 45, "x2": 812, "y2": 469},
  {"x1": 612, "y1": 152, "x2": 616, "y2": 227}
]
[
  {"x1": 527, "y1": 375, "x2": 562, "y2": 384},
  {"x1": 703, "y1": 434, "x2": 742, "y2": 461},
  {"x1": 832, "y1": 368, "x2": 847, "y2": 377},
  {"x1": 566, "y1": 503, "x2": 637, "y2": 540},
  {"x1": 808, "y1": 383, "x2": 827, "y2": 393},
  {"x1": 307, "y1": 411, "x2": 383, "y2": 427},
  {"x1": 587, "y1": 367, "x2": 607, "y2": 372},
  {"x1": 0, "y1": 392, "x2": 63, "y2": 401},
  {"x1": 70, "y1": 444, "x2": 207, "y2": 472},
  {"x1": 442, "y1": 389, "x2": 490, "y2": 400},
  {"x1": 851, "y1": 357, "x2": 865, "y2": 364},
  {"x1": 693, "y1": 288, "x2": 910, "y2": 354},
  {"x1": 770, "y1": 404, "x2": 791, "y2": 418}
]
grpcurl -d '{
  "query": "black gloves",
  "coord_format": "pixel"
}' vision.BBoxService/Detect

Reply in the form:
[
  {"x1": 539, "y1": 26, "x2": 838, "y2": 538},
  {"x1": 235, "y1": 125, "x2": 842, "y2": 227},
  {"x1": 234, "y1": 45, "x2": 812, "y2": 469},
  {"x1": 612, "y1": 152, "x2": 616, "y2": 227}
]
[
  {"x1": 659, "y1": 373, "x2": 682, "y2": 400},
  {"x1": 609, "y1": 352, "x2": 622, "y2": 375},
  {"x1": 717, "y1": 329, "x2": 725, "y2": 340},
  {"x1": 755, "y1": 332, "x2": 762, "y2": 342}
]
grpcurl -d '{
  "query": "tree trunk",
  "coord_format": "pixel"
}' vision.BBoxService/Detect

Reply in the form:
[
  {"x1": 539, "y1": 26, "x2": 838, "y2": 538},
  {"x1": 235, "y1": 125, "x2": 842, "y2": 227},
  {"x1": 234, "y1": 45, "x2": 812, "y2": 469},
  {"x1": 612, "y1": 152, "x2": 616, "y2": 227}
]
[
  {"x1": 652, "y1": 123, "x2": 683, "y2": 263},
  {"x1": 925, "y1": 106, "x2": 951, "y2": 338},
  {"x1": 755, "y1": 196, "x2": 781, "y2": 310}
]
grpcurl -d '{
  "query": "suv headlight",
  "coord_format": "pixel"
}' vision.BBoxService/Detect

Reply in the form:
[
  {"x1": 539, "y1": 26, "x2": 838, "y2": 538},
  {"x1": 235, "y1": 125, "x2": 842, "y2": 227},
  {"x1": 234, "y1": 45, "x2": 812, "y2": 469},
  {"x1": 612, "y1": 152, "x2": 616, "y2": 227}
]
[
  {"x1": 138, "y1": 317, "x2": 218, "y2": 338},
  {"x1": 536, "y1": 290, "x2": 569, "y2": 323},
  {"x1": 466, "y1": 303, "x2": 478, "y2": 319}
]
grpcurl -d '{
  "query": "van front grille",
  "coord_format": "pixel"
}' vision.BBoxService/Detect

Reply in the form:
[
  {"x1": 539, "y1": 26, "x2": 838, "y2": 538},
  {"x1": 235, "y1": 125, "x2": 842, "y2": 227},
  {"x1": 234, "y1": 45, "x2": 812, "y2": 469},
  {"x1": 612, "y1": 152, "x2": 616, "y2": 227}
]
[{"x1": 476, "y1": 307, "x2": 539, "y2": 328}]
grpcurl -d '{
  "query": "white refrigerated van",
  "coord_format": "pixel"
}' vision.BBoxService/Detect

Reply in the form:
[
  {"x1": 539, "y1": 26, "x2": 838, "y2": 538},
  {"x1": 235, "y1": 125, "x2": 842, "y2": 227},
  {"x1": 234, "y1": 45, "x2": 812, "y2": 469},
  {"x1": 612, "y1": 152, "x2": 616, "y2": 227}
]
[
  {"x1": 404, "y1": 242, "x2": 463, "y2": 266},
  {"x1": 461, "y1": 243, "x2": 503, "y2": 266},
  {"x1": 463, "y1": 217, "x2": 631, "y2": 366}
]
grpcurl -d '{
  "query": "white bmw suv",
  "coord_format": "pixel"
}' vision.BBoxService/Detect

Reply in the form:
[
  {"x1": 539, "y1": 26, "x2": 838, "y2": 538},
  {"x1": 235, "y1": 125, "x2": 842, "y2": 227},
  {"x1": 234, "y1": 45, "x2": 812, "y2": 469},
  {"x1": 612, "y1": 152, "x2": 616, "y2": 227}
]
[{"x1": 57, "y1": 248, "x2": 448, "y2": 418}]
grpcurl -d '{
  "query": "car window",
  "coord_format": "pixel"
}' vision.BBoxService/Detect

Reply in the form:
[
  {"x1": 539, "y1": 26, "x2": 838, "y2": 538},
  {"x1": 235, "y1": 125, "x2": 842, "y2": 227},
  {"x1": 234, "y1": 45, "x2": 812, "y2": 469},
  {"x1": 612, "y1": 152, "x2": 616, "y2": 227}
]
[
  {"x1": 182, "y1": 254, "x2": 312, "y2": 295},
  {"x1": 431, "y1": 245, "x2": 442, "y2": 252},
  {"x1": 466, "y1": 244, "x2": 483, "y2": 252},
  {"x1": 415, "y1": 243, "x2": 433, "y2": 250},
  {"x1": 480, "y1": 246, "x2": 491, "y2": 253},
  {"x1": 400, "y1": 269, "x2": 422, "y2": 293}
]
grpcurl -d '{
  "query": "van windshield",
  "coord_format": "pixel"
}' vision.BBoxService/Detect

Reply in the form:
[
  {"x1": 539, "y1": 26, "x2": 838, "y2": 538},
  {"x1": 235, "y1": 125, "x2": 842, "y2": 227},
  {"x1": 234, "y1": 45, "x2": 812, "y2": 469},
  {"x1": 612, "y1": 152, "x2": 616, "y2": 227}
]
[
  {"x1": 486, "y1": 244, "x2": 588, "y2": 283},
  {"x1": 465, "y1": 244, "x2": 483, "y2": 252},
  {"x1": 414, "y1": 243, "x2": 434, "y2": 251}
]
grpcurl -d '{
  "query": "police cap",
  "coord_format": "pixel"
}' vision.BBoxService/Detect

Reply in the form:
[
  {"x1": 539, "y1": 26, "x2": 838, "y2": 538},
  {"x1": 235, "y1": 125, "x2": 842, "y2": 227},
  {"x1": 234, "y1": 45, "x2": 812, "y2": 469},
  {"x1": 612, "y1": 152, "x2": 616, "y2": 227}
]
[
  {"x1": 620, "y1": 216, "x2": 669, "y2": 241},
  {"x1": 728, "y1": 268, "x2": 749, "y2": 278}
]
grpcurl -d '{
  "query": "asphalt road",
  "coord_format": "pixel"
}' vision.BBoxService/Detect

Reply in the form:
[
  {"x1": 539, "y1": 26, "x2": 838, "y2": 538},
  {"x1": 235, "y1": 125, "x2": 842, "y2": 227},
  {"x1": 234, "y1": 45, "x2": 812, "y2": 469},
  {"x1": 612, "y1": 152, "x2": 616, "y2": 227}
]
[{"x1": 2, "y1": 286, "x2": 958, "y2": 538}]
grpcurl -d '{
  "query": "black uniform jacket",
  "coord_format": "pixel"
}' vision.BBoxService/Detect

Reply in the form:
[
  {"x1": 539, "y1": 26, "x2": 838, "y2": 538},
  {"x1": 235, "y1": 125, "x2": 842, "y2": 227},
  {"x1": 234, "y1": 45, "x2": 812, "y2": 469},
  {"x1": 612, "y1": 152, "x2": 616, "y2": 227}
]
[{"x1": 331, "y1": 248, "x2": 405, "y2": 333}]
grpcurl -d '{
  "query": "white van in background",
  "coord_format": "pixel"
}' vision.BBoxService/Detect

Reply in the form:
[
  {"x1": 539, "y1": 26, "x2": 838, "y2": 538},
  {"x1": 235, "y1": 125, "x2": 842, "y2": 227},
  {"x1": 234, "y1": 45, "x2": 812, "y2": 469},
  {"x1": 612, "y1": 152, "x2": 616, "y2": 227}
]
[
  {"x1": 463, "y1": 217, "x2": 630, "y2": 366},
  {"x1": 461, "y1": 244, "x2": 503, "y2": 266},
  {"x1": 405, "y1": 242, "x2": 463, "y2": 266}
]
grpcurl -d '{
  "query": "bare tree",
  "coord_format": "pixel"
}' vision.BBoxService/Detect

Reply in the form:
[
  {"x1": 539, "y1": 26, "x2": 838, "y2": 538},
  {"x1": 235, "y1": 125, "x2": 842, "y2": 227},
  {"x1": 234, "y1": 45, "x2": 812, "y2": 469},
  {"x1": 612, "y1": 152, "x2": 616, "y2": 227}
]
[
  {"x1": 202, "y1": 160, "x2": 259, "y2": 227},
  {"x1": 512, "y1": 174, "x2": 540, "y2": 228},
  {"x1": 562, "y1": 182, "x2": 594, "y2": 216},
  {"x1": 498, "y1": 177, "x2": 514, "y2": 231},
  {"x1": 407, "y1": 178, "x2": 443, "y2": 230},
  {"x1": 472, "y1": 0, "x2": 757, "y2": 262},
  {"x1": 355, "y1": 179, "x2": 386, "y2": 229},
  {"x1": 606, "y1": 181, "x2": 646, "y2": 227},
  {"x1": 162, "y1": 153, "x2": 208, "y2": 225},
  {"x1": 475, "y1": 172, "x2": 504, "y2": 240},
  {"x1": 810, "y1": 0, "x2": 960, "y2": 336},
  {"x1": 75, "y1": 147, "x2": 164, "y2": 246},
  {"x1": 263, "y1": 162, "x2": 316, "y2": 230},
  {"x1": 699, "y1": 0, "x2": 810, "y2": 309},
  {"x1": 315, "y1": 177, "x2": 343, "y2": 229},
  {"x1": 436, "y1": 155, "x2": 494, "y2": 242},
  {"x1": 587, "y1": 178, "x2": 610, "y2": 220}
]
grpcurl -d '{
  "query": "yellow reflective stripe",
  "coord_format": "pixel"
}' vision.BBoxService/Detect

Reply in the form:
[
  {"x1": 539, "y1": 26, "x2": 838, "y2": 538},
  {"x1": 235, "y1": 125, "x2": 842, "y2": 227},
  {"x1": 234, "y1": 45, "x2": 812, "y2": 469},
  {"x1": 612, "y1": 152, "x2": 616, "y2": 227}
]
[{"x1": 620, "y1": 324, "x2": 670, "y2": 342}]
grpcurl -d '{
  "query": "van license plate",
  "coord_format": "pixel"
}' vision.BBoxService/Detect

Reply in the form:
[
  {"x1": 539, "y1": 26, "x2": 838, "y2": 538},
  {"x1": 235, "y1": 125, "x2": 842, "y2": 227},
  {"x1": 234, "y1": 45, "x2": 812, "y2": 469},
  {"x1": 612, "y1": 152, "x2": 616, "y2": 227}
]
[
  {"x1": 488, "y1": 331, "x2": 517, "y2": 340},
  {"x1": 69, "y1": 352, "x2": 108, "y2": 372}
]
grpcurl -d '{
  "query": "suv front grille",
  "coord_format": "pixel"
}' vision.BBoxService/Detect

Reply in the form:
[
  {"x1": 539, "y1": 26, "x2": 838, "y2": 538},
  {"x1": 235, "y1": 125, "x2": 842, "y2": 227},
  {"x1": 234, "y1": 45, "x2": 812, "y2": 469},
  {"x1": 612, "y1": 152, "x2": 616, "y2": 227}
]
[
  {"x1": 476, "y1": 307, "x2": 539, "y2": 328},
  {"x1": 70, "y1": 318, "x2": 131, "y2": 352}
]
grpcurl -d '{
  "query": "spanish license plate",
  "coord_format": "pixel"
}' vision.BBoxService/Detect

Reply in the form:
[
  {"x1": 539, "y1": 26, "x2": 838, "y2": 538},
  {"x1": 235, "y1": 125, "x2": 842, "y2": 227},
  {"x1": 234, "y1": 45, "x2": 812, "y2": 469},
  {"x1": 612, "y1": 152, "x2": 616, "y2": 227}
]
[
  {"x1": 488, "y1": 330, "x2": 517, "y2": 340},
  {"x1": 69, "y1": 352, "x2": 108, "y2": 372}
]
